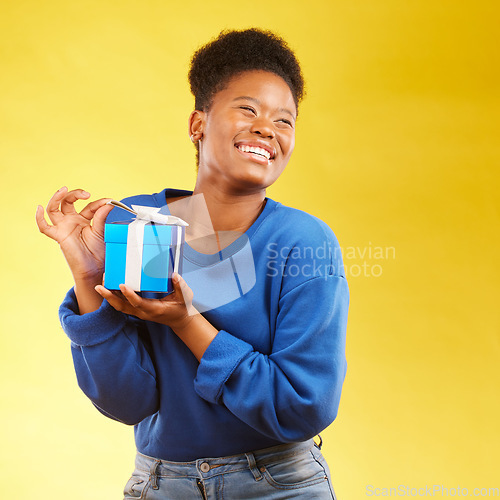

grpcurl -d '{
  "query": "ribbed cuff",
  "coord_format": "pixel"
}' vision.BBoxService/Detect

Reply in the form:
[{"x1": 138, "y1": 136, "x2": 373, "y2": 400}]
[
  {"x1": 194, "y1": 330, "x2": 253, "y2": 404},
  {"x1": 59, "y1": 287, "x2": 127, "y2": 347}
]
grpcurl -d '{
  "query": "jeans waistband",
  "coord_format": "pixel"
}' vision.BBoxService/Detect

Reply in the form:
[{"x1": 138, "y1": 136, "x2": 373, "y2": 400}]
[{"x1": 135, "y1": 439, "x2": 317, "y2": 481}]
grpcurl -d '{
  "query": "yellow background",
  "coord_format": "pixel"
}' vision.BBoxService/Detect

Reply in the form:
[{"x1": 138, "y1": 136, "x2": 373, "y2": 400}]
[{"x1": 1, "y1": 1, "x2": 498, "y2": 498}]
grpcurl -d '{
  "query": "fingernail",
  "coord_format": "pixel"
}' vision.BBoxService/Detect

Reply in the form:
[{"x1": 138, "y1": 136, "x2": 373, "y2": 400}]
[
  {"x1": 172, "y1": 273, "x2": 180, "y2": 283},
  {"x1": 58, "y1": 186, "x2": 67, "y2": 192},
  {"x1": 82, "y1": 191, "x2": 90, "y2": 196}
]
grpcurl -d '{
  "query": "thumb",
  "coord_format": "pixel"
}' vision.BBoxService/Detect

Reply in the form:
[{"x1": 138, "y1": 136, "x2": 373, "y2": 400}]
[
  {"x1": 93, "y1": 202, "x2": 114, "y2": 238},
  {"x1": 171, "y1": 272, "x2": 183, "y2": 290},
  {"x1": 172, "y1": 272, "x2": 192, "y2": 301}
]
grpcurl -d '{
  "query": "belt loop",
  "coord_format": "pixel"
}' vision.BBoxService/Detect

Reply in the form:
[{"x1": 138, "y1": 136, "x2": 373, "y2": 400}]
[
  {"x1": 315, "y1": 434, "x2": 323, "y2": 450},
  {"x1": 149, "y1": 459, "x2": 161, "y2": 490},
  {"x1": 245, "y1": 453, "x2": 263, "y2": 482}
]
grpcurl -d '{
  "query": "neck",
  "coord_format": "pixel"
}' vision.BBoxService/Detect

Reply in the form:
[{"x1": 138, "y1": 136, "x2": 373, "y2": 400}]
[
  {"x1": 166, "y1": 180, "x2": 267, "y2": 254},
  {"x1": 191, "y1": 179, "x2": 267, "y2": 235}
]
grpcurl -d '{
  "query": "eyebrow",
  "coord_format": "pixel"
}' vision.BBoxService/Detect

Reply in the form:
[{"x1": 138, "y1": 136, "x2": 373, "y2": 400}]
[{"x1": 233, "y1": 96, "x2": 296, "y2": 119}]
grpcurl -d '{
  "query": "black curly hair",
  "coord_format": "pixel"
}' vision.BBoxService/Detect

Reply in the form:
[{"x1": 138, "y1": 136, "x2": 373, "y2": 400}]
[{"x1": 188, "y1": 28, "x2": 305, "y2": 114}]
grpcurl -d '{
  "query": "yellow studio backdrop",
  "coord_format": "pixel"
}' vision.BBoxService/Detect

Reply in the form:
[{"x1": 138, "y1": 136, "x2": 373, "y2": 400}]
[{"x1": 1, "y1": 1, "x2": 498, "y2": 498}]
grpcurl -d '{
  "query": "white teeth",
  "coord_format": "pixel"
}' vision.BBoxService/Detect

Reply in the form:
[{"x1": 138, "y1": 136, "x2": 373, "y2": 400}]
[{"x1": 237, "y1": 145, "x2": 271, "y2": 160}]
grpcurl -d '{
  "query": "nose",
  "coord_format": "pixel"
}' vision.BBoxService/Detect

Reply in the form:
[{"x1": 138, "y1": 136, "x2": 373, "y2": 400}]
[{"x1": 250, "y1": 117, "x2": 275, "y2": 139}]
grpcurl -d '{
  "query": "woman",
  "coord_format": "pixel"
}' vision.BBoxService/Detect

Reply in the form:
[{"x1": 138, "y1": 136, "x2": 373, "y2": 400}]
[{"x1": 36, "y1": 28, "x2": 349, "y2": 499}]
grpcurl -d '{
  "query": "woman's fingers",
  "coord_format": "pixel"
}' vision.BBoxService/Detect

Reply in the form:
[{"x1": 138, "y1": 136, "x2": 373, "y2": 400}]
[
  {"x1": 95, "y1": 285, "x2": 134, "y2": 315},
  {"x1": 97, "y1": 285, "x2": 156, "y2": 320},
  {"x1": 60, "y1": 189, "x2": 91, "y2": 215},
  {"x1": 41, "y1": 189, "x2": 113, "y2": 235},
  {"x1": 45, "y1": 186, "x2": 68, "y2": 225},
  {"x1": 87, "y1": 201, "x2": 114, "y2": 239},
  {"x1": 118, "y1": 285, "x2": 145, "y2": 308},
  {"x1": 35, "y1": 205, "x2": 58, "y2": 240},
  {"x1": 39, "y1": 187, "x2": 109, "y2": 240},
  {"x1": 96, "y1": 278, "x2": 196, "y2": 324},
  {"x1": 79, "y1": 197, "x2": 112, "y2": 221},
  {"x1": 118, "y1": 285, "x2": 164, "y2": 320}
]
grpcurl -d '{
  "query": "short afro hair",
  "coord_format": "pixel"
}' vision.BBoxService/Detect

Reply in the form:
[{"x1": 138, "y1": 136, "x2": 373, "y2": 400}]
[{"x1": 188, "y1": 28, "x2": 305, "y2": 113}]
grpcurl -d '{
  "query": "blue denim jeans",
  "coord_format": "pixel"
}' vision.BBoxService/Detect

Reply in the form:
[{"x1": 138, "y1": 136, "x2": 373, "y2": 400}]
[{"x1": 123, "y1": 439, "x2": 337, "y2": 499}]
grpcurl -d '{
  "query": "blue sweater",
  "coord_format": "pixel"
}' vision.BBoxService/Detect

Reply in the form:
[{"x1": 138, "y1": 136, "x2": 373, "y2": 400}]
[{"x1": 59, "y1": 189, "x2": 349, "y2": 461}]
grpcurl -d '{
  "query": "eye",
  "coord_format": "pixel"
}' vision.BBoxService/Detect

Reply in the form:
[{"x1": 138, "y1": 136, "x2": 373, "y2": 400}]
[
  {"x1": 239, "y1": 105, "x2": 256, "y2": 114},
  {"x1": 276, "y1": 118, "x2": 293, "y2": 128}
]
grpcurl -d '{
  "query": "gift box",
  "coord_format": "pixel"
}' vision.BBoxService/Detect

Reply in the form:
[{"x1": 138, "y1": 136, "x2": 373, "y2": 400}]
[{"x1": 104, "y1": 201, "x2": 188, "y2": 293}]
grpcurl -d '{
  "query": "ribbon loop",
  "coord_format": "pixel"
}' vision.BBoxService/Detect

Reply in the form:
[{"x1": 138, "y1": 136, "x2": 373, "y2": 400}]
[{"x1": 108, "y1": 200, "x2": 189, "y2": 226}]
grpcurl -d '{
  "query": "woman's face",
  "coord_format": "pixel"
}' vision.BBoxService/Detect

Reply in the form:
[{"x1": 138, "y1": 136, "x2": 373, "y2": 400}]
[{"x1": 194, "y1": 70, "x2": 296, "y2": 195}]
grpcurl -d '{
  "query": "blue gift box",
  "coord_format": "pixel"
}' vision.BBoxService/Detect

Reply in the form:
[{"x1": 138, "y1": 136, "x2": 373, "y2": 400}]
[{"x1": 104, "y1": 220, "x2": 185, "y2": 293}]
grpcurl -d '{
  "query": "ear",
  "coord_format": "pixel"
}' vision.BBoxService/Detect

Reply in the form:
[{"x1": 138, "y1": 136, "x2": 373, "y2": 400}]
[{"x1": 188, "y1": 110, "x2": 205, "y2": 142}]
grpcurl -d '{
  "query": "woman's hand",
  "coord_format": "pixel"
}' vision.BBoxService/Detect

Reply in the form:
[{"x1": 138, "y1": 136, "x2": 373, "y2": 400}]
[
  {"x1": 96, "y1": 274, "x2": 218, "y2": 361},
  {"x1": 36, "y1": 186, "x2": 114, "y2": 314},
  {"x1": 36, "y1": 187, "x2": 113, "y2": 282},
  {"x1": 96, "y1": 273, "x2": 195, "y2": 329}
]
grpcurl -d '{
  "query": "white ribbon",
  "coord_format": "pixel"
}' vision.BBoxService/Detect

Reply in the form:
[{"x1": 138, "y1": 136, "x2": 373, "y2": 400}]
[
  {"x1": 173, "y1": 225, "x2": 182, "y2": 275},
  {"x1": 108, "y1": 200, "x2": 188, "y2": 291},
  {"x1": 125, "y1": 216, "x2": 147, "y2": 290}
]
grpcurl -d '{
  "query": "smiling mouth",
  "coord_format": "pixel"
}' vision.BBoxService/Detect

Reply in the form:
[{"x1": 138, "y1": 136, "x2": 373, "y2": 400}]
[{"x1": 236, "y1": 144, "x2": 274, "y2": 162}]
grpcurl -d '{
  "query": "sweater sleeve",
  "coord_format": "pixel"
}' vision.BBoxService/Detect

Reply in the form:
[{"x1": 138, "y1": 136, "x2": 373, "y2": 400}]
[
  {"x1": 194, "y1": 273, "x2": 349, "y2": 442},
  {"x1": 60, "y1": 288, "x2": 159, "y2": 425}
]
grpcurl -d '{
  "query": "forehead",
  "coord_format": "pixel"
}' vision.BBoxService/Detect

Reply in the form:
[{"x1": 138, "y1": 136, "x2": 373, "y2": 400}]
[{"x1": 213, "y1": 70, "x2": 296, "y2": 115}]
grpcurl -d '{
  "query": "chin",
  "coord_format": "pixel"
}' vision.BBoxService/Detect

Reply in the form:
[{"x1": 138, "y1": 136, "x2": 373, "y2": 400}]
[
  {"x1": 232, "y1": 170, "x2": 276, "y2": 191},
  {"x1": 234, "y1": 163, "x2": 282, "y2": 189}
]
